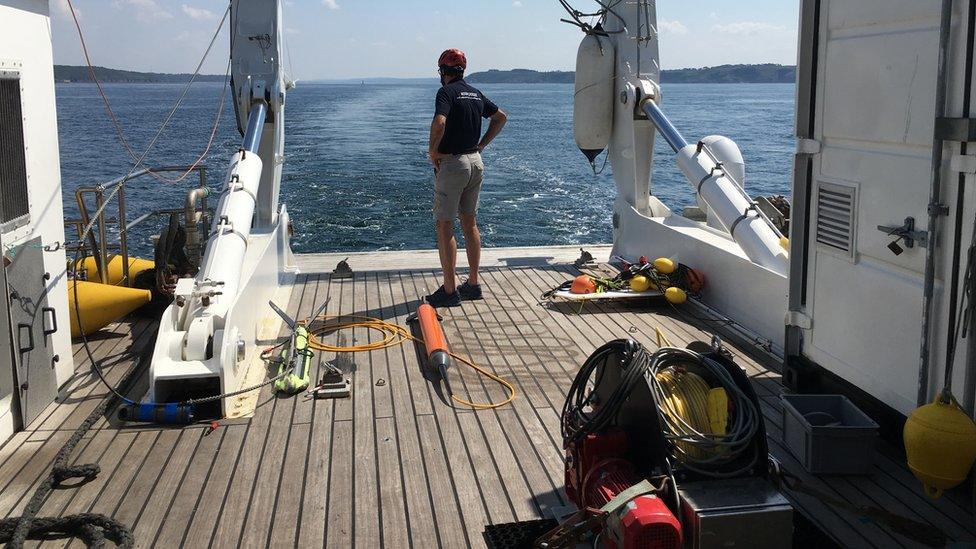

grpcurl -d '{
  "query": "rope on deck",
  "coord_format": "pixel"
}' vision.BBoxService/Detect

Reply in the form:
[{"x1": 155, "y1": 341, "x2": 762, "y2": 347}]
[
  {"x1": 0, "y1": 394, "x2": 134, "y2": 548},
  {"x1": 0, "y1": 339, "x2": 154, "y2": 548}
]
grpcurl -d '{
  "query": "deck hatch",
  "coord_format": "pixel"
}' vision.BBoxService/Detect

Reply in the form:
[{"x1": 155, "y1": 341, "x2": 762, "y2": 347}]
[
  {"x1": 815, "y1": 182, "x2": 856, "y2": 255},
  {"x1": 0, "y1": 76, "x2": 30, "y2": 228}
]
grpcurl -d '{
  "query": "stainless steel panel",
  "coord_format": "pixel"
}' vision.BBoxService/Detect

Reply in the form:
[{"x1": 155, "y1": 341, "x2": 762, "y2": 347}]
[
  {"x1": 7, "y1": 236, "x2": 57, "y2": 427},
  {"x1": 679, "y1": 478, "x2": 794, "y2": 549},
  {"x1": 0, "y1": 228, "x2": 16, "y2": 433}
]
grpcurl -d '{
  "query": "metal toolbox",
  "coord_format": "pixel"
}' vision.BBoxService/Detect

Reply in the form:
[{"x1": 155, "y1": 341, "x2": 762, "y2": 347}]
[{"x1": 678, "y1": 477, "x2": 793, "y2": 549}]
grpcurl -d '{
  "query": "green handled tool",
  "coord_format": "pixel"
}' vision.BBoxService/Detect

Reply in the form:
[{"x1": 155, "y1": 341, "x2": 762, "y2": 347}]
[{"x1": 268, "y1": 298, "x2": 330, "y2": 394}]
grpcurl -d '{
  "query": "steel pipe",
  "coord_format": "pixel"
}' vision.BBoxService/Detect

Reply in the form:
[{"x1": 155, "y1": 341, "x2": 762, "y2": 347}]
[
  {"x1": 242, "y1": 101, "x2": 268, "y2": 154},
  {"x1": 641, "y1": 99, "x2": 689, "y2": 153},
  {"x1": 917, "y1": 0, "x2": 955, "y2": 406}
]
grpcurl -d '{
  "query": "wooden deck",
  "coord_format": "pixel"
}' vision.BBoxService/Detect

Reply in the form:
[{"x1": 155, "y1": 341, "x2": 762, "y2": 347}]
[{"x1": 1, "y1": 246, "x2": 974, "y2": 548}]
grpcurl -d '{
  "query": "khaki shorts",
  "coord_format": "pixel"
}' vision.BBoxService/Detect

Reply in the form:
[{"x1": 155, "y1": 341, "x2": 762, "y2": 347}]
[{"x1": 433, "y1": 152, "x2": 484, "y2": 221}]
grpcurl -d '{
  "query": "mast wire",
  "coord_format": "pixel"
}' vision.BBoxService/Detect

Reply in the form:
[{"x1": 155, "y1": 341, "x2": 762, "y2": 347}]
[{"x1": 65, "y1": 0, "x2": 230, "y2": 184}]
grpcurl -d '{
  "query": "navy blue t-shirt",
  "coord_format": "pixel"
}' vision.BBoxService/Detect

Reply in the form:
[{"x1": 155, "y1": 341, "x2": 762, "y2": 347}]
[{"x1": 434, "y1": 79, "x2": 499, "y2": 155}]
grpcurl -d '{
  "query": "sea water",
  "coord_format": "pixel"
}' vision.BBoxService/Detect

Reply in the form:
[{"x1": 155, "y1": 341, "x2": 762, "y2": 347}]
[{"x1": 56, "y1": 82, "x2": 794, "y2": 256}]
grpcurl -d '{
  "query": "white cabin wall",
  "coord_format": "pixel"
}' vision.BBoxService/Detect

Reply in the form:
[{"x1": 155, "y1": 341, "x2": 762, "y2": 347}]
[
  {"x1": 0, "y1": 1, "x2": 74, "y2": 388},
  {"x1": 802, "y1": 0, "x2": 938, "y2": 414},
  {"x1": 796, "y1": 0, "x2": 976, "y2": 415}
]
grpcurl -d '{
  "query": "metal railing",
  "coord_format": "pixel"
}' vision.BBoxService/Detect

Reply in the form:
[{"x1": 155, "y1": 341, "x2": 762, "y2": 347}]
[{"x1": 66, "y1": 166, "x2": 209, "y2": 287}]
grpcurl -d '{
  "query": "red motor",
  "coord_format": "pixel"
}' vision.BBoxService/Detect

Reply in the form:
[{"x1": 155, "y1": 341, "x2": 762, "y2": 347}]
[{"x1": 566, "y1": 429, "x2": 682, "y2": 549}]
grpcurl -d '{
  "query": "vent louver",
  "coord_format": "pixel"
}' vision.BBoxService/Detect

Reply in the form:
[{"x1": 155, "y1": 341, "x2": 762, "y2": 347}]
[
  {"x1": 0, "y1": 76, "x2": 30, "y2": 228},
  {"x1": 816, "y1": 182, "x2": 856, "y2": 255}
]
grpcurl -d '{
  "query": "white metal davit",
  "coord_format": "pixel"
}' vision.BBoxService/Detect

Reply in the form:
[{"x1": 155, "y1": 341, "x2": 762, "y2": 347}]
[
  {"x1": 643, "y1": 99, "x2": 790, "y2": 275},
  {"x1": 569, "y1": 0, "x2": 789, "y2": 347},
  {"x1": 149, "y1": 0, "x2": 296, "y2": 414}
]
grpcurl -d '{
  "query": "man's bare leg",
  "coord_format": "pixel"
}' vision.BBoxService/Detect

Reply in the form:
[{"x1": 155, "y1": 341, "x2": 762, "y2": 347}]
[
  {"x1": 460, "y1": 214, "x2": 481, "y2": 286},
  {"x1": 436, "y1": 219, "x2": 458, "y2": 293}
]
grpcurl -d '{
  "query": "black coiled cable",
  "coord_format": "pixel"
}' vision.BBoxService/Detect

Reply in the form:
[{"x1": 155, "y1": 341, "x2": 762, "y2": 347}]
[
  {"x1": 561, "y1": 340, "x2": 761, "y2": 478},
  {"x1": 562, "y1": 339, "x2": 648, "y2": 448}
]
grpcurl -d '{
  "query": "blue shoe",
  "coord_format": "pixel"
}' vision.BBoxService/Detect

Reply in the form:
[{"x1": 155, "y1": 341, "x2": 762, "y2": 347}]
[
  {"x1": 458, "y1": 280, "x2": 483, "y2": 300},
  {"x1": 425, "y1": 285, "x2": 461, "y2": 307}
]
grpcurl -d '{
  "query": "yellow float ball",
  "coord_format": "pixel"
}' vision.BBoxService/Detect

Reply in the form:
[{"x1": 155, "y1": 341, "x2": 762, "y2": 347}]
[
  {"x1": 630, "y1": 275, "x2": 652, "y2": 292},
  {"x1": 904, "y1": 397, "x2": 976, "y2": 498},
  {"x1": 665, "y1": 287, "x2": 687, "y2": 304},
  {"x1": 654, "y1": 257, "x2": 676, "y2": 274}
]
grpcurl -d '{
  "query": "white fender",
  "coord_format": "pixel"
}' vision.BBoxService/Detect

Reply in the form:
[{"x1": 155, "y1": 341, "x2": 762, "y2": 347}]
[
  {"x1": 700, "y1": 135, "x2": 744, "y2": 187},
  {"x1": 573, "y1": 33, "x2": 615, "y2": 162}
]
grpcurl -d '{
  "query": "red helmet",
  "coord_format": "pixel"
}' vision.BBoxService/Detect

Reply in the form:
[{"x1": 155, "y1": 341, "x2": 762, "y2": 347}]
[{"x1": 438, "y1": 48, "x2": 467, "y2": 70}]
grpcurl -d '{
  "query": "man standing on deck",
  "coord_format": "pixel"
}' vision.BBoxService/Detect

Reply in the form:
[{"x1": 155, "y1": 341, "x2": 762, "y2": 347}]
[{"x1": 426, "y1": 48, "x2": 507, "y2": 307}]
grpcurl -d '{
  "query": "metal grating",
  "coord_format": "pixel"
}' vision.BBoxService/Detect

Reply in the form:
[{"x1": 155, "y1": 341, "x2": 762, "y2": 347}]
[
  {"x1": 815, "y1": 182, "x2": 856, "y2": 254},
  {"x1": 0, "y1": 77, "x2": 30, "y2": 227}
]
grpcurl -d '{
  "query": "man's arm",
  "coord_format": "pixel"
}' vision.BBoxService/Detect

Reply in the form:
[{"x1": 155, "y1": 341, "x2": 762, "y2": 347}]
[
  {"x1": 428, "y1": 114, "x2": 447, "y2": 169},
  {"x1": 478, "y1": 109, "x2": 507, "y2": 152}
]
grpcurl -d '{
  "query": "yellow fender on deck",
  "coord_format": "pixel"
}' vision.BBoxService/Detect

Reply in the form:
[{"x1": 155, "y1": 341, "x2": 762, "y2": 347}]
[
  {"x1": 68, "y1": 280, "x2": 151, "y2": 337},
  {"x1": 74, "y1": 256, "x2": 154, "y2": 286}
]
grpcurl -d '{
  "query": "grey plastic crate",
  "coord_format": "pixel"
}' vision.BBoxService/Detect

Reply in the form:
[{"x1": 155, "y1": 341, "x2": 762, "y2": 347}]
[{"x1": 781, "y1": 394, "x2": 879, "y2": 475}]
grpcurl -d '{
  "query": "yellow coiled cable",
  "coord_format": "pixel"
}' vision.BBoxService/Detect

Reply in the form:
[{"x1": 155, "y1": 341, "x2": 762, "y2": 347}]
[
  {"x1": 656, "y1": 369, "x2": 714, "y2": 459},
  {"x1": 304, "y1": 315, "x2": 516, "y2": 410}
]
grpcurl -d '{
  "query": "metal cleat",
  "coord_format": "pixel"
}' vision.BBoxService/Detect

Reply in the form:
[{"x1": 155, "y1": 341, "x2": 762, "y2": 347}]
[{"x1": 332, "y1": 258, "x2": 353, "y2": 279}]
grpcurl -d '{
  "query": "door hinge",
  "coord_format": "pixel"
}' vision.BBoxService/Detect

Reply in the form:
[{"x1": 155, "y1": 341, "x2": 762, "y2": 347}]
[
  {"x1": 796, "y1": 138, "x2": 822, "y2": 155},
  {"x1": 785, "y1": 310, "x2": 813, "y2": 330},
  {"x1": 950, "y1": 154, "x2": 976, "y2": 174}
]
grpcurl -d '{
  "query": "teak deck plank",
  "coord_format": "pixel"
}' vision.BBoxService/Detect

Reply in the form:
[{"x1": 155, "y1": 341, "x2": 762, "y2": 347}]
[
  {"x1": 351, "y1": 272, "x2": 382, "y2": 549},
  {"x1": 377, "y1": 270, "x2": 447, "y2": 548},
  {"x1": 0, "y1": 252, "x2": 972, "y2": 549},
  {"x1": 182, "y1": 424, "x2": 248, "y2": 547}
]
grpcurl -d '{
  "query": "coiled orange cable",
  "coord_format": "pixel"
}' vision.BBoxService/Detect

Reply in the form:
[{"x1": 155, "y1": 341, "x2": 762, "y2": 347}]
[{"x1": 305, "y1": 315, "x2": 516, "y2": 410}]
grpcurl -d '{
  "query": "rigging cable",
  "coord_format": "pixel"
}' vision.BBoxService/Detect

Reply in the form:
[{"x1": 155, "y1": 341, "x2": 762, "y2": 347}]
[
  {"x1": 65, "y1": 0, "x2": 230, "y2": 184},
  {"x1": 557, "y1": 0, "x2": 625, "y2": 35},
  {"x1": 69, "y1": 0, "x2": 233, "y2": 404},
  {"x1": 939, "y1": 0, "x2": 976, "y2": 408}
]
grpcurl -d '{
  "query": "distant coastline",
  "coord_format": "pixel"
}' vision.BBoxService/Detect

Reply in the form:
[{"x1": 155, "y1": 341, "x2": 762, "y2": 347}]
[
  {"x1": 54, "y1": 63, "x2": 796, "y2": 85},
  {"x1": 54, "y1": 65, "x2": 225, "y2": 83},
  {"x1": 468, "y1": 64, "x2": 796, "y2": 84}
]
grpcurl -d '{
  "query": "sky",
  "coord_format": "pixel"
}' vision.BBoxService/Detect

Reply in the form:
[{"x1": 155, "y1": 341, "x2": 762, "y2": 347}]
[{"x1": 49, "y1": 0, "x2": 799, "y2": 79}]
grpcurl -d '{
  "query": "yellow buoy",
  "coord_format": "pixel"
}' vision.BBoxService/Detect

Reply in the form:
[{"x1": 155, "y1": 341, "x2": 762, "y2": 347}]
[
  {"x1": 68, "y1": 280, "x2": 152, "y2": 337},
  {"x1": 665, "y1": 287, "x2": 687, "y2": 304},
  {"x1": 654, "y1": 257, "x2": 676, "y2": 274},
  {"x1": 630, "y1": 275, "x2": 652, "y2": 292},
  {"x1": 74, "y1": 256, "x2": 154, "y2": 286},
  {"x1": 903, "y1": 396, "x2": 976, "y2": 498}
]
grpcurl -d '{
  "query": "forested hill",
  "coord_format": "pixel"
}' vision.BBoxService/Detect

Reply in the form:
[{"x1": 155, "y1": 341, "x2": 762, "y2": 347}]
[
  {"x1": 54, "y1": 65, "x2": 225, "y2": 83},
  {"x1": 54, "y1": 63, "x2": 796, "y2": 85},
  {"x1": 467, "y1": 64, "x2": 796, "y2": 84}
]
